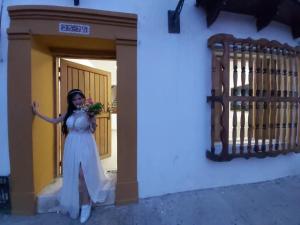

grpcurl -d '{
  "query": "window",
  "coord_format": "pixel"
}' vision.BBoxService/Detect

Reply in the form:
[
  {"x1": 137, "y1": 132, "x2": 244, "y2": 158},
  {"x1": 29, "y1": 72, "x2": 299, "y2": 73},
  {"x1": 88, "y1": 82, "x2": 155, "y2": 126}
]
[{"x1": 207, "y1": 34, "x2": 300, "y2": 161}]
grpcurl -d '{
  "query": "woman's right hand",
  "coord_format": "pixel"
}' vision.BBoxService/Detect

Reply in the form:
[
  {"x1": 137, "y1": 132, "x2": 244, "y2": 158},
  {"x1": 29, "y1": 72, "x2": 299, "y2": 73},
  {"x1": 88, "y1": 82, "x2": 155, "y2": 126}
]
[
  {"x1": 32, "y1": 101, "x2": 39, "y2": 115},
  {"x1": 31, "y1": 102, "x2": 63, "y2": 124}
]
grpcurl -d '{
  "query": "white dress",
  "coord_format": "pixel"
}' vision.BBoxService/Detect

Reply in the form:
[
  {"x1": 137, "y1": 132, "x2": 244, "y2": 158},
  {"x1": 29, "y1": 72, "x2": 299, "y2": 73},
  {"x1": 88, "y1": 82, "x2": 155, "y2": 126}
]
[{"x1": 58, "y1": 109, "x2": 111, "y2": 219}]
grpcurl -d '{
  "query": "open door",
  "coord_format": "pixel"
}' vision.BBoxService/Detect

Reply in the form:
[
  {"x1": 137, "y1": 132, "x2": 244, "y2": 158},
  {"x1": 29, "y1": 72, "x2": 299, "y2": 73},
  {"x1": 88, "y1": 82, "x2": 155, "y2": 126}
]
[{"x1": 59, "y1": 59, "x2": 112, "y2": 165}]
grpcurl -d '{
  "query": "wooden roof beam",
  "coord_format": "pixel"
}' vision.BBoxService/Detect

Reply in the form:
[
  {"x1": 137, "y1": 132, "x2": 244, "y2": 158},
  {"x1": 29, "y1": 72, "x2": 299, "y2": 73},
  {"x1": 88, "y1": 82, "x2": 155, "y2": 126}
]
[
  {"x1": 256, "y1": 0, "x2": 283, "y2": 31},
  {"x1": 291, "y1": 22, "x2": 300, "y2": 39},
  {"x1": 197, "y1": 0, "x2": 229, "y2": 27}
]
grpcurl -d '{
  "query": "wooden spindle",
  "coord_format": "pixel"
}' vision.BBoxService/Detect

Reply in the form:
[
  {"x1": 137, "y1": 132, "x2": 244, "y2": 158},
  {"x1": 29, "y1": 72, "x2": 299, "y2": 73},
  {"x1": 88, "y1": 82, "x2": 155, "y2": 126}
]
[
  {"x1": 261, "y1": 47, "x2": 270, "y2": 152},
  {"x1": 296, "y1": 52, "x2": 300, "y2": 150},
  {"x1": 232, "y1": 44, "x2": 238, "y2": 155},
  {"x1": 294, "y1": 103, "x2": 298, "y2": 151},
  {"x1": 292, "y1": 54, "x2": 297, "y2": 150},
  {"x1": 241, "y1": 45, "x2": 246, "y2": 96},
  {"x1": 275, "y1": 49, "x2": 283, "y2": 150},
  {"x1": 283, "y1": 50, "x2": 288, "y2": 98},
  {"x1": 289, "y1": 52, "x2": 294, "y2": 97},
  {"x1": 232, "y1": 102, "x2": 237, "y2": 155},
  {"x1": 295, "y1": 56, "x2": 300, "y2": 149},
  {"x1": 254, "y1": 47, "x2": 262, "y2": 152},
  {"x1": 271, "y1": 48, "x2": 277, "y2": 97},
  {"x1": 240, "y1": 101, "x2": 245, "y2": 154},
  {"x1": 296, "y1": 55, "x2": 299, "y2": 98},
  {"x1": 254, "y1": 101, "x2": 261, "y2": 152},
  {"x1": 275, "y1": 102, "x2": 281, "y2": 151},
  {"x1": 219, "y1": 41, "x2": 231, "y2": 159},
  {"x1": 232, "y1": 45, "x2": 238, "y2": 96},
  {"x1": 269, "y1": 48, "x2": 277, "y2": 151},
  {"x1": 257, "y1": 48, "x2": 263, "y2": 97},
  {"x1": 290, "y1": 102, "x2": 296, "y2": 149},
  {"x1": 247, "y1": 45, "x2": 254, "y2": 154},
  {"x1": 210, "y1": 50, "x2": 220, "y2": 154},
  {"x1": 285, "y1": 101, "x2": 291, "y2": 150},
  {"x1": 281, "y1": 49, "x2": 288, "y2": 151},
  {"x1": 288, "y1": 52, "x2": 295, "y2": 149},
  {"x1": 277, "y1": 49, "x2": 283, "y2": 97},
  {"x1": 290, "y1": 54, "x2": 298, "y2": 150},
  {"x1": 240, "y1": 44, "x2": 246, "y2": 154}
]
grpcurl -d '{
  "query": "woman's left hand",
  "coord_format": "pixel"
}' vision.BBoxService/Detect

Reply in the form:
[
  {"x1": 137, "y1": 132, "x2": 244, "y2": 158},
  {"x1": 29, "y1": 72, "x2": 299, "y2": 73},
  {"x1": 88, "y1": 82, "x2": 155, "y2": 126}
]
[
  {"x1": 87, "y1": 112, "x2": 95, "y2": 117},
  {"x1": 89, "y1": 116, "x2": 97, "y2": 133}
]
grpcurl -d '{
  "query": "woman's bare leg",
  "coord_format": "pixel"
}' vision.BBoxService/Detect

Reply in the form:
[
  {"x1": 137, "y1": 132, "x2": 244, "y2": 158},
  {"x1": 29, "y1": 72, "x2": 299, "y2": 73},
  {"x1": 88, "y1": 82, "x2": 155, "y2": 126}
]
[{"x1": 79, "y1": 164, "x2": 91, "y2": 205}]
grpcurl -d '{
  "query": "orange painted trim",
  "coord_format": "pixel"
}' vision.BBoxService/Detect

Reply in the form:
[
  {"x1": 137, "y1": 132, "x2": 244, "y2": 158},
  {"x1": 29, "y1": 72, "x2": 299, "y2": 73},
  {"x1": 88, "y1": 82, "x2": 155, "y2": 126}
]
[{"x1": 7, "y1": 5, "x2": 138, "y2": 215}]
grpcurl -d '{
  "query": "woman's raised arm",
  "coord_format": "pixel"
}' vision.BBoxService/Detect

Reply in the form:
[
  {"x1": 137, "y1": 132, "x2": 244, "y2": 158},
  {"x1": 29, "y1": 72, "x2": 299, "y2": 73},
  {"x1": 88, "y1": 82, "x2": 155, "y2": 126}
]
[{"x1": 32, "y1": 102, "x2": 65, "y2": 124}]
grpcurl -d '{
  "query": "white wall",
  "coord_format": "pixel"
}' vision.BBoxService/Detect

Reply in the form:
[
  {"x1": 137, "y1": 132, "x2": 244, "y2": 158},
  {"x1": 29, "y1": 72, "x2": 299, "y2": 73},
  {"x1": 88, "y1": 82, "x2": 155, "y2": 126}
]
[
  {"x1": 0, "y1": 0, "x2": 10, "y2": 176},
  {"x1": 1, "y1": 0, "x2": 300, "y2": 198}
]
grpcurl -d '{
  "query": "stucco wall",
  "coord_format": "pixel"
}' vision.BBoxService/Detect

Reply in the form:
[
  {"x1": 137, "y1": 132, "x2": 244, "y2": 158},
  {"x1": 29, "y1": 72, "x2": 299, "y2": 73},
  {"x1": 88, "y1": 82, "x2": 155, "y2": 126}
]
[
  {"x1": 1, "y1": 0, "x2": 299, "y2": 199},
  {"x1": 31, "y1": 37, "x2": 55, "y2": 194}
]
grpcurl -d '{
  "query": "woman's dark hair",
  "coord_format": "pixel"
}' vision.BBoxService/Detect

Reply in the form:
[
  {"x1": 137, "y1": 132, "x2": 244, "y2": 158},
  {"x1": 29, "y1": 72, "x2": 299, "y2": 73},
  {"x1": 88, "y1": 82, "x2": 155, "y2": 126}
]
[{"x1": 62, "y1": 89, "x2": 86, "y2": 135}]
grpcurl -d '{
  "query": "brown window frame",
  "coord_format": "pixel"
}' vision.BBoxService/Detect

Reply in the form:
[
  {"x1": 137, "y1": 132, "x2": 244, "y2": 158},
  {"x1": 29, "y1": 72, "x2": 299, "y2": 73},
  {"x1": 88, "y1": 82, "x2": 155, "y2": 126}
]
[{"x1": 207, "y1": 34, "x2": 300, "y2": 161}]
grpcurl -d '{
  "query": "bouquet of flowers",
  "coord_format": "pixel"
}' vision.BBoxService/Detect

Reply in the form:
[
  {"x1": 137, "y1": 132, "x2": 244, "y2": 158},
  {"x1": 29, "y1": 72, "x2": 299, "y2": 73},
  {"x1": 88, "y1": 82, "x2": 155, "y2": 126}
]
[{"x1": 81, "y1": 98, "x2": 104, "y2": 116}]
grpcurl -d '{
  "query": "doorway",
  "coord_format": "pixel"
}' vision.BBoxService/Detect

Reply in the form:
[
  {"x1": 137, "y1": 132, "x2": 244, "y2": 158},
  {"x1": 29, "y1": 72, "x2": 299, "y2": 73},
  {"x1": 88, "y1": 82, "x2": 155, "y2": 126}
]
[
  {"x1": 56, "y1": 58, "x2": 118, "y2": 175},
  {"x1": 7, "y1": 5, "x2": 138, "y2": 215},
  {"x1": 36, "y1": 58, "x2": 119, "y2": 213}
]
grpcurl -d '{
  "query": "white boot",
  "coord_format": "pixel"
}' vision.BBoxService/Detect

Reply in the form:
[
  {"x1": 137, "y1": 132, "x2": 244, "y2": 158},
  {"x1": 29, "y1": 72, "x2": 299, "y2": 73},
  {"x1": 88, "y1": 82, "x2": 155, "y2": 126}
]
[{"x1": 80, "y1": 203, "x2": 91, "y2": 223}]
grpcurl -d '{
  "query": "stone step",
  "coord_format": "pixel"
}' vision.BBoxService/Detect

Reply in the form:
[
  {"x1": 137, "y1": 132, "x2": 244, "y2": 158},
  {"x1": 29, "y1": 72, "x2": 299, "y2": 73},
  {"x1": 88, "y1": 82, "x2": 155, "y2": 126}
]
[{"x1": 37, "y1": 170, "x2": 117, "y2": 213}]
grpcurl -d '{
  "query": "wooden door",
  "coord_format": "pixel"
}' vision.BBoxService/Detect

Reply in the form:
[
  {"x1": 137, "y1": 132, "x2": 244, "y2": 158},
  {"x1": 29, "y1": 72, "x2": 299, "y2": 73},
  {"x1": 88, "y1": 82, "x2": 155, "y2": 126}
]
[{"x1": 60, "y1": 59, "x2": 112, "y2": 159}]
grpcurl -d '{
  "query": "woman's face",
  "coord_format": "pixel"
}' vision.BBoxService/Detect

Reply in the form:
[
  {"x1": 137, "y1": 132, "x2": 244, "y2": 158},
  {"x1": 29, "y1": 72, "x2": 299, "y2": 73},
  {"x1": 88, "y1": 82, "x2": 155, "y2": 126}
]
[{"x1": 72, "y1": 94, "x2": 85, "y2": 108}]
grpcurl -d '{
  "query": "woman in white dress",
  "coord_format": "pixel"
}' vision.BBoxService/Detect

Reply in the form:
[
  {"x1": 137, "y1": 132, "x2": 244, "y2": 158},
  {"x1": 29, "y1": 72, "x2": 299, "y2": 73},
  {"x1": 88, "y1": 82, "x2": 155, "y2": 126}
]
[{"x1": 32, "y1": 89, "x2": 111, "y2": 223}]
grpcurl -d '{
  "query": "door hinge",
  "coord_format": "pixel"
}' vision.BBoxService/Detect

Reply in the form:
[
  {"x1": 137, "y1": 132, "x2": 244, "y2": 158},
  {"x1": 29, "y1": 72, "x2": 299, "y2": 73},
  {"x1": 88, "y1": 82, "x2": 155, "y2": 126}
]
[{"x1": 58, "y1": 67, "x2": 61, "y2": 72}]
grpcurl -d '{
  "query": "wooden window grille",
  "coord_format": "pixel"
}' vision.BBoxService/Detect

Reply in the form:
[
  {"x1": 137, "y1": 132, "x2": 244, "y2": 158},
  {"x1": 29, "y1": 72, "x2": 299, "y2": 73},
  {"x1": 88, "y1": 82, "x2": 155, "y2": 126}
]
[{"x1": 207, "y1": 34, "x2": 300, "y2": 161}]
